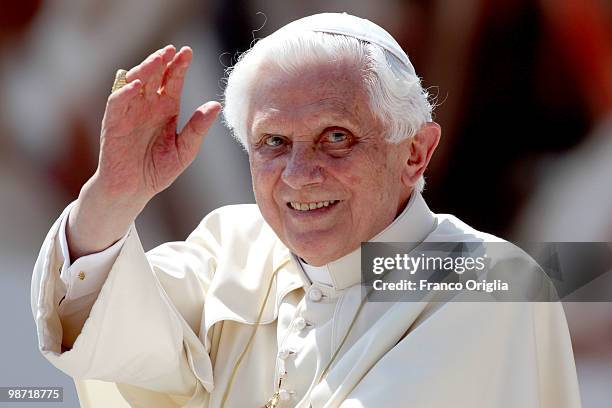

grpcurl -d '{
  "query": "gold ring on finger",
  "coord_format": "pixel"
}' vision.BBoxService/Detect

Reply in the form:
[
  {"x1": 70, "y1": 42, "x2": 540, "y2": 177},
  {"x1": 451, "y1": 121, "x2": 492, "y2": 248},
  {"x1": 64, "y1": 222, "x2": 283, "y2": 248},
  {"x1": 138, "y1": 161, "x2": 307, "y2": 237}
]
[{"x1": 111, "y1": 69, "x2": 128, "y2": 93}]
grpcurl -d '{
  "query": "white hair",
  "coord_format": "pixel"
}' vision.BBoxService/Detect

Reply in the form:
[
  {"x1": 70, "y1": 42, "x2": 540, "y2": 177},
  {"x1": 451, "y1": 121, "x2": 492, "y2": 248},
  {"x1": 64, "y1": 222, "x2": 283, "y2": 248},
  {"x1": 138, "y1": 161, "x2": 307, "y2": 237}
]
[{"x1": 223, "y1": 31, "x2": 432, "y2": 192}]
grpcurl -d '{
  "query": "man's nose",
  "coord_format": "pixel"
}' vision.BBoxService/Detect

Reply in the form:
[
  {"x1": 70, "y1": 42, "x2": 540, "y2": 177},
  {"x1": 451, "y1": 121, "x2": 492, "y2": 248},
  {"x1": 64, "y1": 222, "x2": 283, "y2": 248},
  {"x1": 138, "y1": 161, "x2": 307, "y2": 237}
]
[{"x1": 281, "y1": 143, "x2": 324, "y2": 190}]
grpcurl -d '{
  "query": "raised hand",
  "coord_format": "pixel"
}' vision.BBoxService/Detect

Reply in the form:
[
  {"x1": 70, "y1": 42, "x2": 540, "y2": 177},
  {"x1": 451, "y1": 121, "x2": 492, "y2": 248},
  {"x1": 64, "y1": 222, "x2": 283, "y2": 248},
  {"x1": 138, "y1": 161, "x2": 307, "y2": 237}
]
[
  {"x1": 66, "y1": 45, "x2": 220, "y2": 259},
  {"x1": 97, "y1": 45, "x2": 221, "y2": 201}
]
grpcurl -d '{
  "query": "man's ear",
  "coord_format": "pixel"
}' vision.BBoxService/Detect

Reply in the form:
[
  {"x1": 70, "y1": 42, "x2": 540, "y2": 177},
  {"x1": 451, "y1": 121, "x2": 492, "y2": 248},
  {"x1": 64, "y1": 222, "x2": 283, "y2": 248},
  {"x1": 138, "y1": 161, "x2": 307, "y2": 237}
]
[{"x1": 401, "y1": 122, "x2": 441, "y2": 187}]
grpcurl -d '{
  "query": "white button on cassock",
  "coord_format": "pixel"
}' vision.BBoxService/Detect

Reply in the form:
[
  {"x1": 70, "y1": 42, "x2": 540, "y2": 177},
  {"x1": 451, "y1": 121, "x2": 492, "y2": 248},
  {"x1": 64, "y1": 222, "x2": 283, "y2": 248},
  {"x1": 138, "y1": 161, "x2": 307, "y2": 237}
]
[
  {"x1": 279, "y1": 389, "x2": 292, "y2": 401},
  {"x1": 277, "y1": 359, "x2": 287, "y2": 378},
  {"x1": 278, "y1": 349, "x2": 291, "y2": 360},
  {"x1": 294, "y1": 317, "x2": 308, "y2": 331},
  {"x1": 308, "y1": 287, "x2": 323, "y2": 302}
]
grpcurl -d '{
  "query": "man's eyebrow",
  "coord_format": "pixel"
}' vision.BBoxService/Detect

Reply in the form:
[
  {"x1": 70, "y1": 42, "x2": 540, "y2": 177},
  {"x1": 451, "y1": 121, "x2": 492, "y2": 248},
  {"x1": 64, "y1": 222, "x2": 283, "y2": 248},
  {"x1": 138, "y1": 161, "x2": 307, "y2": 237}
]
[
  {"x1": 250, "y1": 115, "x2": 286, "y2": 136},
  {"x1": 252, "y1": 116, "x2": 359, "y2": 139}
]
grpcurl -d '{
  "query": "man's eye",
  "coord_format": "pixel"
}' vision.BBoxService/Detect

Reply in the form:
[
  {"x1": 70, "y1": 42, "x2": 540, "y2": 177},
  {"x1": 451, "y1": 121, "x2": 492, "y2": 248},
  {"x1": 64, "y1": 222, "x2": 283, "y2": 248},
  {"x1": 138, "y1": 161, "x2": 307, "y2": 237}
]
[
  {"x1": 264, "y1": 135, "x2": 285, "y2": 147},
  {"x1": 325, "y1": 131, "x2": 348, "y2": 143}
]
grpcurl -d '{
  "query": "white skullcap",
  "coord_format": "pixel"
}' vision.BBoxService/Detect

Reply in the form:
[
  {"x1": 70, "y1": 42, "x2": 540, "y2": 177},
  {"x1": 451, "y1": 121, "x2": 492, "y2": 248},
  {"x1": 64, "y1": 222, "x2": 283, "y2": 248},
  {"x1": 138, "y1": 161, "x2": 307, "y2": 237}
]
[{"x1": 270, "y1": 12, "x2": 416, "y2": 76}]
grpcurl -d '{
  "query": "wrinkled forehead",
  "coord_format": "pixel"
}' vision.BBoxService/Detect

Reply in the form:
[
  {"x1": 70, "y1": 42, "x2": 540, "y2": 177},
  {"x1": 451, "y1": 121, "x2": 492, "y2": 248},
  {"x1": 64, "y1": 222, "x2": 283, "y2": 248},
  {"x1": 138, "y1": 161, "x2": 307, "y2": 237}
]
[{"x1": 247, "y1": 61, "x2": 376, "y2": 138}]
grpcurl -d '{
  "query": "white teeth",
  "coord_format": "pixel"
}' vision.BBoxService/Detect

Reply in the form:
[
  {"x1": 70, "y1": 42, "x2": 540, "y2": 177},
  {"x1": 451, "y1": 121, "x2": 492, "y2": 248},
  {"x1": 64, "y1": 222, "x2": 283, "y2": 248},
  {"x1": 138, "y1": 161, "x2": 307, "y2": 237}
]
[{"x1": 290, "y1": 200, "x2": 339, "y2": 211}]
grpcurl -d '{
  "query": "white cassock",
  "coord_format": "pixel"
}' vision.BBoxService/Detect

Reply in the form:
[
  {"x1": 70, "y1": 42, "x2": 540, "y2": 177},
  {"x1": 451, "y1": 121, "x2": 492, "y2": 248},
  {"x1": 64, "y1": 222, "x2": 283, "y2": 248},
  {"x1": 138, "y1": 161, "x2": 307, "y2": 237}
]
[{"x1": 31, "y1": 192, "x2": 582, "y2": 407}]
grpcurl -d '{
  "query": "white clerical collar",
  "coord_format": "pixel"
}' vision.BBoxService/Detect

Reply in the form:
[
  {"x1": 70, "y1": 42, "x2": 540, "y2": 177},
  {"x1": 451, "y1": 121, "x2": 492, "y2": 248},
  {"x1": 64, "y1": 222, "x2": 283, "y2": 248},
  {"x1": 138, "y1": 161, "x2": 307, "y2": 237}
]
[
  {"x1": 298, "y1": 258, "x2": 334, "y2": 286},
  {"x1": 294, "y1": 191, "x2": 437, "y2": 290}
]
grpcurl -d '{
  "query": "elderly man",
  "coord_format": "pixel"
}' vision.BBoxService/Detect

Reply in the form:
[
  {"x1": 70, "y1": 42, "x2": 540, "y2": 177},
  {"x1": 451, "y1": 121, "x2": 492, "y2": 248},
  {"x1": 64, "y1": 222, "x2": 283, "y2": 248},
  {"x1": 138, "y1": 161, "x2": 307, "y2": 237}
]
[{"x1": 32, "y1": 13, "x2": 580, "y2": 408}]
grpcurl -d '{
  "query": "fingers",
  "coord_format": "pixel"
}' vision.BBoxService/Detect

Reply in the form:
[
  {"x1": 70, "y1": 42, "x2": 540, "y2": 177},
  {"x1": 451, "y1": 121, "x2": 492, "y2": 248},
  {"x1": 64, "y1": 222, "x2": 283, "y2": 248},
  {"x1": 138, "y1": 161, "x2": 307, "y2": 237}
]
[
  {"x1": 161, "y1": 46, "x2": 193, "y2": 101},
  {"x1": 177, "y1": 101, "x2": 222, "y2": 161},
  {"x1": 105, "y1": 80, "x2": 143, "y2": 121},
  {"x1": 126, "y1": 45, "x2": 176, "y2": 98}
]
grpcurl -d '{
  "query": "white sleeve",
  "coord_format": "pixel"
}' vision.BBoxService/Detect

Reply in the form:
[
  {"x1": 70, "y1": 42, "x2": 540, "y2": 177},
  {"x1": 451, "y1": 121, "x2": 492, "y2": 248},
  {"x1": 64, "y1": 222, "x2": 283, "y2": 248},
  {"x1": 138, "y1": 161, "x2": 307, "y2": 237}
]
[
  {"x1": 54, "y1": 203, "x2": 129, "y2": 346},
  {"x1": 31, "y1": 202, "x2": 215, "y2": 402},
  {"x1": 57, "y1": 202, "x2": 128, "y2": 309}
]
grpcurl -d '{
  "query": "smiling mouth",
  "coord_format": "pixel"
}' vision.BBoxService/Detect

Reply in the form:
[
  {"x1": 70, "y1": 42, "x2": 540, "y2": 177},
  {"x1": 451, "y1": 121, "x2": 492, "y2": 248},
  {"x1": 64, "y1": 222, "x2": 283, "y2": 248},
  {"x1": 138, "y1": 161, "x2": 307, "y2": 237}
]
[{"x1": 287, "y1": 200, "x2": 340, "y2": 211}]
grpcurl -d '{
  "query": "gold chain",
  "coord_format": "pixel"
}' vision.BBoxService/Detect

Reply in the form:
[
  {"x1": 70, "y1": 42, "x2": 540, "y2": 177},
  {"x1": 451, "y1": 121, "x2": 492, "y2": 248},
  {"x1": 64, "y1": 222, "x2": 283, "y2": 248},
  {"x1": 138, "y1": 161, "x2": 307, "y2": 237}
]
[
  {"x1": 264, "y1": 391, "x2": 280, "y2": 408},
  {"x1": 220, "y1": 259, "x2": 290, "y2": 408}
]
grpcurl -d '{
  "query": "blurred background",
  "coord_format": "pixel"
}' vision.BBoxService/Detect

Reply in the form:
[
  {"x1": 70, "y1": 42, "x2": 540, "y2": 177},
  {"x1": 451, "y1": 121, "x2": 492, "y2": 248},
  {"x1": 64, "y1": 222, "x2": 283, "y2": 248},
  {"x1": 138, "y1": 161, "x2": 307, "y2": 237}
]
[{"x1": 0, "y1": 0, "x2": 610, "y2": 407}]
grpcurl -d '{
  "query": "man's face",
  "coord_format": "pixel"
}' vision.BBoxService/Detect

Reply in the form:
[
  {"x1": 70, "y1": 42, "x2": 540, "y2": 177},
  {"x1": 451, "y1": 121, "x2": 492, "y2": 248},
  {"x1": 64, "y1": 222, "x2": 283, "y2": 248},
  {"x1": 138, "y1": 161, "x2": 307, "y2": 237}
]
[{"x1": 247, "y1": 61, "x2": 412, "y2": 266}]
